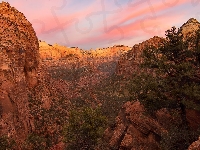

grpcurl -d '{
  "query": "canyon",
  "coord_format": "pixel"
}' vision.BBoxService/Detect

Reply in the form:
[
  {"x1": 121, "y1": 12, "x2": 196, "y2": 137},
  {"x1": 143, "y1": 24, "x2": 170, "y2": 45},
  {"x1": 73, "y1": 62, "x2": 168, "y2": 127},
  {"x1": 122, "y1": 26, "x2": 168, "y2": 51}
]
[{"x1": 0, "y1": 1, "x2": 200, "y2": 150}]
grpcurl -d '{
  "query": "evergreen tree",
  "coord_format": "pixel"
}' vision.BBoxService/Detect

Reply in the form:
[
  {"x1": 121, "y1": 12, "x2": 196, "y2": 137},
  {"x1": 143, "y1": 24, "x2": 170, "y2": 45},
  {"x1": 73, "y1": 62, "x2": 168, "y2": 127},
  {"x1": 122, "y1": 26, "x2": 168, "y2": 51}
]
[
  {"x1": 63, "y1": 107, "x2": 107, "y2": 150},
  {"x1": 130, "y1": 27, "x2": 200, "y2": 149}
]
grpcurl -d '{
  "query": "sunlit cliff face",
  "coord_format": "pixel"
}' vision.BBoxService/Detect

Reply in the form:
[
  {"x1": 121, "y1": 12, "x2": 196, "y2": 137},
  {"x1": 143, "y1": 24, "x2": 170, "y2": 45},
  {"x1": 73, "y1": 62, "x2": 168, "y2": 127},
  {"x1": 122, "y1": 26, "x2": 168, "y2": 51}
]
[
  {"x1": 181, "y1": 18, "x2": 200, "y2": 39},
  {"x1": 0, "y1": 1, "x2": 39, "y2": 139},
  {"x1": 0, "y1": 1, "x2": 39, "y2": 88}
]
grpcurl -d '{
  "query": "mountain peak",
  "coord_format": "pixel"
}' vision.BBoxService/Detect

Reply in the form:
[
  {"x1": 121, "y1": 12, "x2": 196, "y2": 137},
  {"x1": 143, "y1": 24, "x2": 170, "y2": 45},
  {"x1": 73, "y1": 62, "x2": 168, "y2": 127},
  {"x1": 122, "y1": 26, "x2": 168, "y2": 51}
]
[
  {"x1": 181, "y1": 18, "x2": 200, "y2": 29},
  {"x1": 186, "y1": 18, "x2": 200, "y2": 24},
  {"x1": 180, "y1": 18, "x2": 200, "y2": 37},
  {"x1": 181, "y1": 18, "x2": 200, "y2": 28}
]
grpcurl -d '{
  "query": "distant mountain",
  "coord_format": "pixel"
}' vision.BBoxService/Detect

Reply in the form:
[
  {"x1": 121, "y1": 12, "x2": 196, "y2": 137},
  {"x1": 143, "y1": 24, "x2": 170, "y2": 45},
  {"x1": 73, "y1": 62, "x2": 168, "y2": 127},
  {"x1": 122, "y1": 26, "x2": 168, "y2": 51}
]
[{"x1": 39, "y1": 40, "x2": 131, "y2": 60}]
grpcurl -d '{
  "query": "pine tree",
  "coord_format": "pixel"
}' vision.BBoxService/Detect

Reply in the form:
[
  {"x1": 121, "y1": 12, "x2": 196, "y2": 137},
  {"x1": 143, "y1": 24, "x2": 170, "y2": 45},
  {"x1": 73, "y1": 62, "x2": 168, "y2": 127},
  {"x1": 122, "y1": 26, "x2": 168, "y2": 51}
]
[
  {"x1": 63, "y1": 107, "x2": 107, "y2": 150},
  {"x1": 130, "y1": 27, "x2": 200, "y2": 149}
]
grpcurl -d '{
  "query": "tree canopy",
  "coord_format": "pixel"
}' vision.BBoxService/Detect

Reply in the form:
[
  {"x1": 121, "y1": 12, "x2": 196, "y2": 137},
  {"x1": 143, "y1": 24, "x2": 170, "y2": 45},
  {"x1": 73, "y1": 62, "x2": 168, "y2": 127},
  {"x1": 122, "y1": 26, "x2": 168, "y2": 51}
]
[
  {"x1": 63, "y1": 106, "x2": 107, "y2": 150},
  {"x1": 130, "y1": 26, "x2": 200, "y2": 149},
  {"x1": 131, "y1": 27, "x2": 200, "y2": 113}
]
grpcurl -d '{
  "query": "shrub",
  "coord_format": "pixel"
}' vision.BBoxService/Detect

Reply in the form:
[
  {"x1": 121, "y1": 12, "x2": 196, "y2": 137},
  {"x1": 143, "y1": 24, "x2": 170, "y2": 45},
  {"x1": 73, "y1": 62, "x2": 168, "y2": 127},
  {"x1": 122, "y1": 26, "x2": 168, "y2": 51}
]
[
  {"x1": 0, "y1": 136, "x2": 15, "y2": 150},
  {"x1": 63, "y1": 107, "x2": 107, "y2": 150}
]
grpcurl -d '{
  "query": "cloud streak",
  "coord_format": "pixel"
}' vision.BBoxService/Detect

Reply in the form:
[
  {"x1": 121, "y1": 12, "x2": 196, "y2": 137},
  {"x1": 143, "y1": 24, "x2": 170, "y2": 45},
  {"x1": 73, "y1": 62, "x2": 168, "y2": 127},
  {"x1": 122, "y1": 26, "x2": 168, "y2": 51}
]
[{"x1": 4, "y1": 0, "x2": 200, "y2": 49}]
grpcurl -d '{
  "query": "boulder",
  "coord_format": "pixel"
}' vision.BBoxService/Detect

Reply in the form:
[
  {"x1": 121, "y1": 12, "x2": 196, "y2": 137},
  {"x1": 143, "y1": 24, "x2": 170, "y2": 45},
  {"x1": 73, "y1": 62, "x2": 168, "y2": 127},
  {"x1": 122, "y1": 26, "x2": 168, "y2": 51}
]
[{"x1": 105, "y1": 101, "x2": 166, "y2": 150}]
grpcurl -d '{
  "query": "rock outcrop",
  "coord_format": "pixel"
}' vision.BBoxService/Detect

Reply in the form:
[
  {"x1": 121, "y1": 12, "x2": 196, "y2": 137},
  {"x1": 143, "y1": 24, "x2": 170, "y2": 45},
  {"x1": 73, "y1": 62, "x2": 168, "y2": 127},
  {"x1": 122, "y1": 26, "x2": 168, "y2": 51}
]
[
  {"x1": 0, "y1": 1, "x2": 39, "y2": 144},
  {"x1": 104, "y1": 101, "x2": 167, "y2": 150},
  {"x1": 180, "y1": 18, "x2": 200, "y2": 38},
  {"x1": 105, "y1": 101, "x2": 200, "y2": 150},
  {"x1": 188, "y1": 137, "x2": 200, "y2": 150},
  {"x1": 117, "y1": 36, "x2": 165, "y2": 77}
]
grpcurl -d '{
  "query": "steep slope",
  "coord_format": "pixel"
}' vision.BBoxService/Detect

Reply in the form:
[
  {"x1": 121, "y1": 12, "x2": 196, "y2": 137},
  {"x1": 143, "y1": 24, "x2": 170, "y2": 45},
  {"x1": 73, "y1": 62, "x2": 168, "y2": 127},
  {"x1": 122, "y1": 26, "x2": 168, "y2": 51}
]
[{"x1": 0, "y1": 1, "x2": 39, "y2": 144}]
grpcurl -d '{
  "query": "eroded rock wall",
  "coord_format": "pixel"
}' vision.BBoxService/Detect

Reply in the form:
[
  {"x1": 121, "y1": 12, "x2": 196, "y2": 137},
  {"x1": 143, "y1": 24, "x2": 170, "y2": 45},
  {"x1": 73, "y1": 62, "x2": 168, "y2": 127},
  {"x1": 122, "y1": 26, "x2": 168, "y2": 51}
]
[{"x1": 0, "y1": 1, "x2": 39, "y2": 143}]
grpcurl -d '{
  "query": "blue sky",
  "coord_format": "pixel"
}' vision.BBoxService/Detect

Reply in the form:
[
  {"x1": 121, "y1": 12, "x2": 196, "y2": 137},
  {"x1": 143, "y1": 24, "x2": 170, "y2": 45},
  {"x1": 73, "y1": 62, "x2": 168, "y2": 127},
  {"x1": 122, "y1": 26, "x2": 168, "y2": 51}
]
[{"x1": 3, "y1": 0, "x2": 200, "y2": 50}]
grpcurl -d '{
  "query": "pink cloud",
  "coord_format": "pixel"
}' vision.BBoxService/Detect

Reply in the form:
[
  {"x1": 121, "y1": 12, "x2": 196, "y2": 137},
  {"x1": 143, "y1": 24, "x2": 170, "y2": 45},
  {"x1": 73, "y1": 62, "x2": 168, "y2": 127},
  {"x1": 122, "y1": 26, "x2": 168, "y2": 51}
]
[
  {"x1": 7, "y1": 0, "x2": 99, "y2": 36},
  {"x1": 73, "y1": 0, "x2": 189, "y2": 47},
  {"x1": 32, "y1": 1, "x2": 102, "y2": 36},
  {"x1": 74, "y1": 9, "x2": 186, "y2": 47},
  {"x1": 5, "y1": 0, "x2": 198, "y2": 49},
  {"x1": 105, "y1": 0, "x2": 189, "y2": 30}
]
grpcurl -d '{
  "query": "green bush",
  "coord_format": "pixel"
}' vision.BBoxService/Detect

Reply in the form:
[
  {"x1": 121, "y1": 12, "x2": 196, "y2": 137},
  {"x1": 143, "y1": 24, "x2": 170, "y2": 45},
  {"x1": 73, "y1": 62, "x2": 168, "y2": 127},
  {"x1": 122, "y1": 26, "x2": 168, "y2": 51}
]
[
  {"x1": 63, "y1": 107, "x2": 107, "y2": 150},
  {"x1": 0, "y1": 136, "x2": 15, "y2": 150},
  {"x1": 27, "y1": 93, "x2": 69, "y2": 149},
  {"x1": 160, "y1": 125, "x2": 200, "y2": 150},
  {"x1": 23, "y1": 133, "x2": 46, "y2": 150}
]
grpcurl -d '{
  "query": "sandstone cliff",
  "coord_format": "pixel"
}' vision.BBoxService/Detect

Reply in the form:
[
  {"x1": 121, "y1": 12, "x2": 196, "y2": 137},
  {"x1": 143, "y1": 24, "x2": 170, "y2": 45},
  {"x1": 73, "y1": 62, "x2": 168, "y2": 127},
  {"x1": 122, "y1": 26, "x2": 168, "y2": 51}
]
[
  {"x1": 0, "y1": 1, "x2": 39, "y2": 145},
  {"x1": 39, "y1": 41, "x2": 82, "y2": 60},
  {"x1": 39, "y1": 41, "x2": 131, "y2": 61},
  {"x1": 117, "y1": 36, "x2": 165, "y2": 77},
  {"x1": 105, "y1": 101, "x2": 200, "y2": 150}
]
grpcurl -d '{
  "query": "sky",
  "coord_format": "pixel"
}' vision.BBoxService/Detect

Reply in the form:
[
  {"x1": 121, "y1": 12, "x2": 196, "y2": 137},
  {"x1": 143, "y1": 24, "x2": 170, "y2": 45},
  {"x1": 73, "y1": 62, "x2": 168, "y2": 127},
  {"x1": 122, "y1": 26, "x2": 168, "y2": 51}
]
[{"x1": 3, "y1": 0, "x2": 200, "y2": 50}]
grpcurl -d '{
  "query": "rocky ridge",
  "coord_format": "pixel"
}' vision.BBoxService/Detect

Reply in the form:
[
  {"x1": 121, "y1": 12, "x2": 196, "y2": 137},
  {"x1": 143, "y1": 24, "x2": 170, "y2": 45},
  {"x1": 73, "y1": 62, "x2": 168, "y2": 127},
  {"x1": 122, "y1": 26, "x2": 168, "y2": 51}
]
[
  {"x1": 104, "y1": 100, "x2": 200, "y2": 150},
  {"x1": 116, "y1": 18, "x2": 200, "y2": 78},
  {"x1": 117, "y1": 36, "x2": 165, "y2": 77},
  {"x1": 39, "y1": 40, "x2": 131, "y2": 61}
]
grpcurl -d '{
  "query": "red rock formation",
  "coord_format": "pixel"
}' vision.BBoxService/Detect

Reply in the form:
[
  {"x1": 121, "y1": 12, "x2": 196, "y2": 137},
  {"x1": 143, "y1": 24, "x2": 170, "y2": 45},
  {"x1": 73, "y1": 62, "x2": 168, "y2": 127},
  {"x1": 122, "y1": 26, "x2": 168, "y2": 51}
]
[
  {"x1": 0, "y1": 1, "x2": 39, "y2": 145},
  {"x1": 188, "y1": 137, "x2": 200, "y2": 150},
  {"x1": 104, "y1": 101, "x2": 166, "y2": 150},
  {"x1": 104, "y1": 101, "x2": 200, "y2": 150},
  {"x1": 180, "y1": 18, "x2": 200, "y2": 39},
  {"x1": 117, "y1": 36, "x2": 165, "y2": 77}
]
